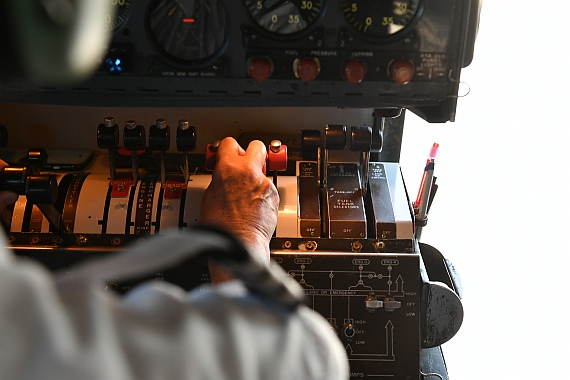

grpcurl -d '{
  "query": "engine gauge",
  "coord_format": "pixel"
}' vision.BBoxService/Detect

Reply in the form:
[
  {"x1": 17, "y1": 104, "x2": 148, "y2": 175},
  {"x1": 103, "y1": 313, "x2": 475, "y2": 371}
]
[
  {"x1": 244, "y1": 0, "x2": 325, "y2": 35},
  {"x1": 147, "y1": 0, "x2": 228, "y2": 64},
  {"x1": 106, "y1": 0, "x2": 132, "y2": 32},
  {"x1": 340, "y1": 0, "x2": 422, "y2": 40}
]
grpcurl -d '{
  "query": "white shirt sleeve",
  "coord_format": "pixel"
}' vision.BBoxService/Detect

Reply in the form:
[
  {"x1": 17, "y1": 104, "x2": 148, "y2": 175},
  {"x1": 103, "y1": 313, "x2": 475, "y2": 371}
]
[{"x1": 0, "y1": 232, "x2": 349, "y2": 380}]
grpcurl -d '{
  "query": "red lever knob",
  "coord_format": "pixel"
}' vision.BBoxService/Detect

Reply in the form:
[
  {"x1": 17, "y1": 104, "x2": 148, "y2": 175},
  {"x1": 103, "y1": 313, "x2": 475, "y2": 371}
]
[
  {"x1": 205, "y1": 140, "x2": 288, "y2": 174},
  {"x1": 267, "y1": 140, "x2": 288, "y2": 172},
  {"x1": 204, "y1": 141, "x2": 220, "y2": 171}
]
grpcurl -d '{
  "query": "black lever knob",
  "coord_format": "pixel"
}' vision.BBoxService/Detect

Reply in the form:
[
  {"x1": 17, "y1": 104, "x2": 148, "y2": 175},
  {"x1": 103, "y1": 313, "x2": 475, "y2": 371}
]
[
  {"x1": 350, "y1": 126, "x2": 372, "y2": 152},
  {"x1": 371, "y1": 127, "x2": 383, "y2": 153},
  {"x1": 149, "y1": 119, "x2": 170, "y2": 151},
  {"x1": 176, "y1": 120, "x2": 197, "y2": 152},
  {"x1": 0, "y1": 167, "x2": 30, "y2": 194},
  {"x1": 176, "y1": 120, "x2": 197, "y2": 184},
  {"x1": 325, "y1": 125, "x2": 346, "y2": 150},
  {"x1": 97, "y1": 117, "x2": 119, "y2": 149},
  {"x1": 123, "y1": 120, "x2": 146, "y2": 151},
  {"x1": 0, "y1": 167, "x2": 57, "y2": 204},
  {"x1": 25, "y1": 175, "x2": 58, "y2": 204}
]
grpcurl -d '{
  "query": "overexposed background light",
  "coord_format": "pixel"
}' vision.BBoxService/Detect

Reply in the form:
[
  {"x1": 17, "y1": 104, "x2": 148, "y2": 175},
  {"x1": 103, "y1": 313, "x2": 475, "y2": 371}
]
[{"x1": 399, "y1": 1, "x2": 570, "y2": 379}]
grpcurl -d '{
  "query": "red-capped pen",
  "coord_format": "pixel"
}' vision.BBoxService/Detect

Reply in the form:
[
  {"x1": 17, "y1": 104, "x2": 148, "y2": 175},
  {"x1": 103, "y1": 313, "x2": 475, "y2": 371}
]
[{"x1": 414, "y1": 143, "x2": 439, "y2": 209}]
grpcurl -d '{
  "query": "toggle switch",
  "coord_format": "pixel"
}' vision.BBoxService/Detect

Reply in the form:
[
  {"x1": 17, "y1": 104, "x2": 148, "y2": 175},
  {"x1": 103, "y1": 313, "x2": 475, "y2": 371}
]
[
  {"x1": 365, "y1": 296, "x2": 384, "y2": 311},
  {"x1": 97, "y1": 117, "x2": 120, "y2": 180},
  {"x1": 123, "y1": 120, "x2": 146, "y2": 182},
  {"x1": 384, "y1": 296, "x2": 402, "y2": 312},
  {"x1": 149, "y1": 118, "x2": 170, "y2": 183},
  {"x1": 343, "y1": 323, "x2": 355, "y2": 338}
]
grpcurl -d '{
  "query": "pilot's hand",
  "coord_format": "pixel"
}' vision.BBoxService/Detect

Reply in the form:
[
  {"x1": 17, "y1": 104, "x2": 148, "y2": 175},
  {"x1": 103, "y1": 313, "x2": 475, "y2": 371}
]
[
  {"x1": 200, "y1": 137, "x2": 279, "y2": 284},
  {"x1": 0, "y1": 160, "x2": 18, "y2": 212}
]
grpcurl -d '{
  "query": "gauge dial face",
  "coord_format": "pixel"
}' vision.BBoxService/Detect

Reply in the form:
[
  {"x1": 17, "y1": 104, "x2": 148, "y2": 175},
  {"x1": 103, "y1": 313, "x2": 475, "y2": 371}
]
[
  {"x1": 245, "y1": 0, "x2": 325, "y2": 35},
  {"x1": 340, "y1": 0, "x2": 421, "y2": 39},
  {"x1": 106, "y1": 0, "x2": 131, "y2": 32},
  {"x1": 148, "y1": 0, "x2": 228, "y2": 63}
]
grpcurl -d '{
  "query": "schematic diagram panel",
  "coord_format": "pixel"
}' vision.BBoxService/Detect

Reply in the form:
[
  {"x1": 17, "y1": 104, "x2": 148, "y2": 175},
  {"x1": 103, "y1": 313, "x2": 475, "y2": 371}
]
[{"x1": 272, "y1": 252, "x2": 421, "y2": 379}]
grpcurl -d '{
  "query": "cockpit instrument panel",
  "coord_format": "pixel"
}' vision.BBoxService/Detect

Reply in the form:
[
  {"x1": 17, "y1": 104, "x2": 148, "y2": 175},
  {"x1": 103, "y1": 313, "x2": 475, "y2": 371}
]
[{"x1": 0, "y1": 0, "x2": 480, "y2": 122}]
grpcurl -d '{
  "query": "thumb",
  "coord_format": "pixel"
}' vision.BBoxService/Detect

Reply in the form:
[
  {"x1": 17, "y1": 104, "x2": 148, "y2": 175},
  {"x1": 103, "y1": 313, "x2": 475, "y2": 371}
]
[{"x1": 244, "y1": 140, "x2": 267, "y2": 171}]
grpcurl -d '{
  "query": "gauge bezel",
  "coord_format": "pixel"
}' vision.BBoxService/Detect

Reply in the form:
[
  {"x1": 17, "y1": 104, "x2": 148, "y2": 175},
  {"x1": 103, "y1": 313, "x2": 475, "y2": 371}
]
[
  {"x1": 339, "y1": 0, "x2": 424, "y2": 44},
  {"x1": 243, "y1": 0, "x2": 328, "y2": 41},
  {"x1": 106, "y1": 0, "x2": 132, "y2": 33},
  {"x1": 145, "y1": 0, "x2": 230, "y2": 69}
]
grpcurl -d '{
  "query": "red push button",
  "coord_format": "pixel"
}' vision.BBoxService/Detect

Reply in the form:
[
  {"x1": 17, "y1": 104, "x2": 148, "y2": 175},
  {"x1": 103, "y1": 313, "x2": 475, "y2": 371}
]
[
  {"x1": 294, "y1": 57, "x2": 321, "y2": 81},
  {"x1": 343, "y1": 60, "x2": 366, "y2": 83},
  {"x1": 247, "y1": 57, "x2": 274, "y2": 82},
  {"x1": 390, "y1": 60, "x2": 414, "y2": 84}
]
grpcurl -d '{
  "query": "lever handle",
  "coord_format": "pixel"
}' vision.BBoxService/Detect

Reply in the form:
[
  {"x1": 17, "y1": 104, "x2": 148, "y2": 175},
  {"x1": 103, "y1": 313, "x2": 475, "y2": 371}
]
[{"x1": 205, "y1": 140, "x2": 288, "y2": 174}]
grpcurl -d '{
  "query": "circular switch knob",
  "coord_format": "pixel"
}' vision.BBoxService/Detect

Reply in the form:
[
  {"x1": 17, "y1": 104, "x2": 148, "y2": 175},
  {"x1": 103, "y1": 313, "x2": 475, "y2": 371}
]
[
  {"x1": 247, "y1": 57, "x2": 274, "y2": 82},
  {"x1": 343, "y1": 60, "x2": 366, "y2": 83},
  {"x1": 390, "y1": 60, "x2": 414, "y2": 84},
  {"x1": 294, "y1": 57, "x2": 321, "y2": 81}
]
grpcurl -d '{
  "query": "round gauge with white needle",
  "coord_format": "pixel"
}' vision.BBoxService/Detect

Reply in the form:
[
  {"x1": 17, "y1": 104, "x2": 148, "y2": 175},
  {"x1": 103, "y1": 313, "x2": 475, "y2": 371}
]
[
  {"x1": 339, "y1": 0, "x2": 422, "y2": 41},
  {"x1": 244, "y1": 0, "x2": 325, "y2": 36}
]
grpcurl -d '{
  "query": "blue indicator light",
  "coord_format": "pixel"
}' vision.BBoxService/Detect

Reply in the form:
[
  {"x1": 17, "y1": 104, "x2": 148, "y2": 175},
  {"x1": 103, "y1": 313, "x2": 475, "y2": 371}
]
[{"x1": 105, "y1": 56, "x2": 124, "y2": 74}]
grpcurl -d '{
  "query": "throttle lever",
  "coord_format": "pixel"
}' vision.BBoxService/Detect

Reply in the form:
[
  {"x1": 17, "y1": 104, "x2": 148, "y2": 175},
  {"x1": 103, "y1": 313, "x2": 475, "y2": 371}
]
[
  {"x1": 350, "y1": 126, "x2": 373, "y2": 196},
  {"x1": 176, "y1": 120, "x2": 197, "y2": 184},
  {"x1": 97, "y1": 117, "x2": 119, "y2": 180},
  {"x1": 0, "y1": 167, "x2": 61, "y2": 231},
  {"x1": 205, "y1": 140, "x2": 288, "y2": 177}
]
